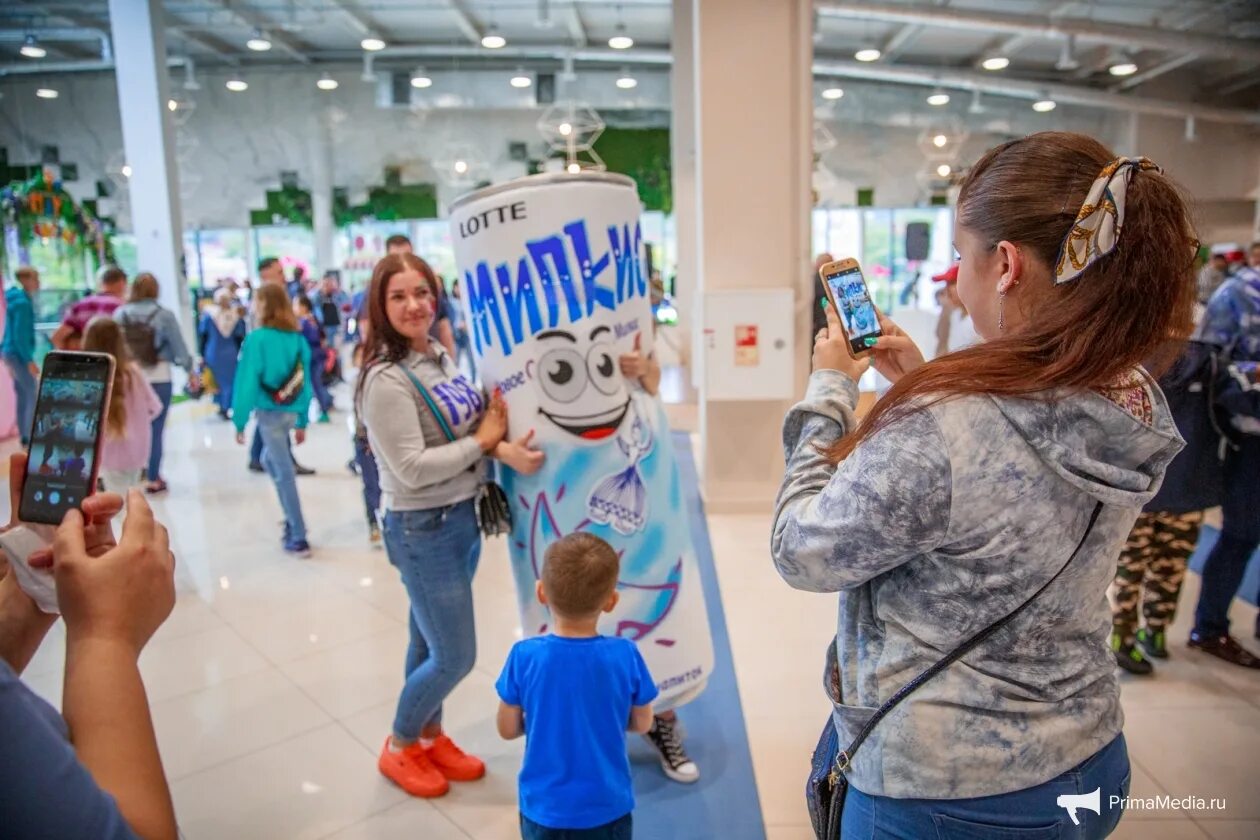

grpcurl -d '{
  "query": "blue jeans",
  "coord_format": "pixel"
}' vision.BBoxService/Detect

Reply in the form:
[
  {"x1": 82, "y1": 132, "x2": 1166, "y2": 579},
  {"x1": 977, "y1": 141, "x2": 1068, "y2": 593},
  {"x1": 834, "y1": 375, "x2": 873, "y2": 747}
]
[
  {"x1": 256, "y1": 411, "x2": 306, "y2": 542},
  {"x1": 4, "y1": 355, "x2": 36, "y2": 444},
  {"x1": 354, "y1": 436, "x2": 380, "y2": 527},
  {"x1": 147, "y1": 382, "x2": 173, "y2": 481},
  {"x1": 1194, "y1": 434, "x2": 1260, "y2": 637},
  {"x1": 383, "y1": 500, "x2": 480, "y2": 739},
  {"x1": 520, "y1": 813, "x2": 632, "y2": 840},
  {"x1": 840, "y1": 734, "x2": 1130, "y2": 839}
]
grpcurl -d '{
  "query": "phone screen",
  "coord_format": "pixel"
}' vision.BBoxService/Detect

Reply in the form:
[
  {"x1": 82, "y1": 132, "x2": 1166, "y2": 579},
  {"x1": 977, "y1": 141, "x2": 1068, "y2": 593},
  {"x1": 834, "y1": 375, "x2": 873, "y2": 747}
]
[
  {"x1": 822, "y1": 264, "x2": 882, "y2": 355},
  {"x1": 19, "y1": 352, "x2": 113, "y2": 525}
]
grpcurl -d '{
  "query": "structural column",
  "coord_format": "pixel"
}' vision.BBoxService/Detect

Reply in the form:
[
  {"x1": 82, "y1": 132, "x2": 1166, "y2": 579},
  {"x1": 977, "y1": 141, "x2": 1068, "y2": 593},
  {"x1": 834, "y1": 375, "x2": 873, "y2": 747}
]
[
  {"x1": 670, "y1": 0, "x2": 698, "y2": 388},
  {"x1": 675, "y1": 0, "x2": 815, "y2": 512},
  {"x1": 309, "y1": 109, "x2": 337, "y2": 276},
  {"x1": 108, "y1": 0, "x2": 191, "y2": 339}
]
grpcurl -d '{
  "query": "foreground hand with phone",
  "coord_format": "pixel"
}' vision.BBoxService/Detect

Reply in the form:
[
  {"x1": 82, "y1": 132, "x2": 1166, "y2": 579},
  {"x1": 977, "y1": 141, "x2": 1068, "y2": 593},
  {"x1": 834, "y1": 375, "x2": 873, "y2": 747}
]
[
  {"x1": 814, "y1": 303, "x2": 927, "y2": 386},
  {"x1": 0, "y1": 452, "x2": 178, "y2": 840}
]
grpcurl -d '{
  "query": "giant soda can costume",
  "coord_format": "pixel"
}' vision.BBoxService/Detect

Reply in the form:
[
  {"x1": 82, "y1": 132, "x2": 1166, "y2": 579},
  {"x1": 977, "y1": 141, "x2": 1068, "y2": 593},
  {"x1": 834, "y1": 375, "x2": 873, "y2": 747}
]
[{"x1": 450, "y1": 173, "x2": 712, "y2": 708}]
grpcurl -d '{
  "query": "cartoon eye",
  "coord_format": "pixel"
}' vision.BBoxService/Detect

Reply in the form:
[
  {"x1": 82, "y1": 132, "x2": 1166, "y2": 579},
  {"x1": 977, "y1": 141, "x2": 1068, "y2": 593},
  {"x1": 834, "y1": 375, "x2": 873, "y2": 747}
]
[
  {"x1": 538, "y1": 347, "x2": 587, "y2": 404},
  {"x1": 587, "y1": 343, "x2": 620, "y2": 396}
]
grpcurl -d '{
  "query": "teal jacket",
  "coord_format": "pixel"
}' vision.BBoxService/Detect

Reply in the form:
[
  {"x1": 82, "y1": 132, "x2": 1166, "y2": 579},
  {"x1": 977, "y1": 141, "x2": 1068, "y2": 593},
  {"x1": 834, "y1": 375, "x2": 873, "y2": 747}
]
[
  {"x1": 231, "y1": 327, "x2": 313, "y2": 432},
  {"x1": 2, "y1": 287, "x2": 35, "y2": 364}
]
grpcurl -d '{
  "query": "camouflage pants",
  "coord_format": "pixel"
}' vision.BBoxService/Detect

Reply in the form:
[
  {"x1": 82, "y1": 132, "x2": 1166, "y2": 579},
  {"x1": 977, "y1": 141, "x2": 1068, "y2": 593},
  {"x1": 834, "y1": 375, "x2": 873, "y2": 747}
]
[{"x1": 1112, "y1": 511, "x2": 1203, "y2": 646}]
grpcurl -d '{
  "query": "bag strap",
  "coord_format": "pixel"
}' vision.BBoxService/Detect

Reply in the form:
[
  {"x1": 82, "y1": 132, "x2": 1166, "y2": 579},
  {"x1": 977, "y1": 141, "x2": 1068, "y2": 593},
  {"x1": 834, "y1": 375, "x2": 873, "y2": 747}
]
[
  {"x1": 837, "y1": 500, "x2": 1104, "y2": 773},
  {"x1": 400, "y1": 366, "x2": 457, "y2": 443}
]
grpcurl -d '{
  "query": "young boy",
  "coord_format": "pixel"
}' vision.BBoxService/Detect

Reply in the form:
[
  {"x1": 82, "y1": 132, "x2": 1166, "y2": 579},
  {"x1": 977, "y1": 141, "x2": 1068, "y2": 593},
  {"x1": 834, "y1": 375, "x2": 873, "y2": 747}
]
[{"x1": 496, "y1": 533, "x2": 658, "y2": 840}]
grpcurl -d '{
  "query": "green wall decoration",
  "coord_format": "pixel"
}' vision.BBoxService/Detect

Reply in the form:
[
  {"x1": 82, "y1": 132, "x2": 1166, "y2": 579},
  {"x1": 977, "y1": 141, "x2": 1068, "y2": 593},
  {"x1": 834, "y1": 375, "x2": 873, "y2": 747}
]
[
  {"x1": 591, "y1": 128, "x2": 673, "y2": 213},
  {"x1": 249, "y1": 185, "x2": 314, "y2": 227}
]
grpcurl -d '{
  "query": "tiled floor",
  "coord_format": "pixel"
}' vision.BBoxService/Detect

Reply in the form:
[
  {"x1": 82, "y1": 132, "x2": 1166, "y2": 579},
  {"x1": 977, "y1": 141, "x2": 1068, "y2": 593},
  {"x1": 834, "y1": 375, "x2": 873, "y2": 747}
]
[{"x1": 8, "y1": 394, "x2": 1260, "y2": 839}]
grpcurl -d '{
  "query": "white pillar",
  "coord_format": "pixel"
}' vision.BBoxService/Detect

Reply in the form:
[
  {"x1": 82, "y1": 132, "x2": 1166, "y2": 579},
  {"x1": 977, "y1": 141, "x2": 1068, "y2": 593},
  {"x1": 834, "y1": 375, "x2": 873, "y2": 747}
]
[
  {"x1": 108, "y1": 0, "x2": 191, "y2": 339},
  {"x1": 671, "y1": 0, "x2": 699, "y2": 389},
  {"x1": 681, "y1": 0, "x2": 814, "y2": 512},
  {"x1": 309, "y1": 110, "x2": 336, "y2": 275}
]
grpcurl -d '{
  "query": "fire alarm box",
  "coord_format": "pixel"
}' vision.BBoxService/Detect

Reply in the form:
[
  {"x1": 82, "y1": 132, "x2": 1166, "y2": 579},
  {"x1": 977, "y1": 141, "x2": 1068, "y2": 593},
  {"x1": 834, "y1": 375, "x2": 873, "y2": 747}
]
[{"x1": 702, "y1": 289, "x2": 795, "y2": 401}]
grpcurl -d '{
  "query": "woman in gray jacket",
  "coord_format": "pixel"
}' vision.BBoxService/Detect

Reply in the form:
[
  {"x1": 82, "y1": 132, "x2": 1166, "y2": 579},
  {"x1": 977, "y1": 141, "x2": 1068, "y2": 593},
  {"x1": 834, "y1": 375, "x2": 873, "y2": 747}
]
[{"x1": 773, "y1": 132, "x2": 1196, "y2": 837}]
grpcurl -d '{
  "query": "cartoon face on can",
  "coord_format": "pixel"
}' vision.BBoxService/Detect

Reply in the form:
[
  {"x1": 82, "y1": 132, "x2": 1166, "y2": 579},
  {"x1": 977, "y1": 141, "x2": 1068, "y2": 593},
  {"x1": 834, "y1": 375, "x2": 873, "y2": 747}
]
[{"x1": 528, "y1": 324, "x2": 630, "y2": 441}]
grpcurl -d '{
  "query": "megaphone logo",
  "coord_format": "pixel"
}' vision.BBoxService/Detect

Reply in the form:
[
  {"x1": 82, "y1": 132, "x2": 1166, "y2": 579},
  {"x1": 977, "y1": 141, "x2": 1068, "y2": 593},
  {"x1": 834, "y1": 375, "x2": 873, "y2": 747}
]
[{"x1": 1056, "y1": 788, "x2": 1101, "y2": 826}]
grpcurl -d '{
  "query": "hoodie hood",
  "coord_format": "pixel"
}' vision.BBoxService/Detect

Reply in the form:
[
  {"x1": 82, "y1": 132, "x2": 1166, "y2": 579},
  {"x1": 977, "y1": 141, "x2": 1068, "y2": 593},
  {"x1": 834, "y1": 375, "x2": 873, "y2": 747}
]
[{"x1": 989, "y1": 381, "x2": 1184, "y2": 508}]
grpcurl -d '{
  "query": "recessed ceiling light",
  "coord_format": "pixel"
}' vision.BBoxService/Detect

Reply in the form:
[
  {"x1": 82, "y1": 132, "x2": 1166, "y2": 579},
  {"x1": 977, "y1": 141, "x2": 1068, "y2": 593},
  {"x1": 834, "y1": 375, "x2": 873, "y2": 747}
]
[
  {"x1": 933, "y1": 134, "x2": 948, "y2": 148},
  {"x1": 20, "y1": 35, "x2": 46, "y2": 59},
  {"x1": 225, "y1": 78, "x2": 248, "y2": 92},
  {"x1": 855, "y1": 47, "x2": 882, "y2": 62},
  {"x1": 822, "y1": 87, "x2": 844, "y2": 100},
  {"x1": 1109, "y1": 62, "x2": 1138, "y2": 77},
  {"x1": 927, "y1": 91, "x2": 951, "y2": 106},
  {"x1": 246, "y1": 30, "x2": 272, "y2": 51},
  {"x1": 981, "y1": 55, "x2": 1009, "y2": 71},
  {"x1": 1033, "y1": 98, "x2": 1057, "y2": 112},
  {"x1": 616, "y1": 74, "x2": 638, "y2": 89},
  {"x1": 35, "y1": 88, "x2": 58, "y2": 99},
  {"x1": 316, "y1": 74, "x2": 339, "y2": 90},
  {"x1": 936, "y1": 164, "x2": 952, "y2": 177},
  {"x1": 360, "y1": 36, "x2": 386, "y2": 51}
]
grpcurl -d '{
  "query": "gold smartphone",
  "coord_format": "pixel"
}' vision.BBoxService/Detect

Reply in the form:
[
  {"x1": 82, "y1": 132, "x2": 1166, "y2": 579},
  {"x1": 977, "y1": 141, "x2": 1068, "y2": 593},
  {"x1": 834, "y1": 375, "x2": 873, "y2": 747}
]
[{"x1": 818, "y1": 257, "x2": 882, "y2": 359}]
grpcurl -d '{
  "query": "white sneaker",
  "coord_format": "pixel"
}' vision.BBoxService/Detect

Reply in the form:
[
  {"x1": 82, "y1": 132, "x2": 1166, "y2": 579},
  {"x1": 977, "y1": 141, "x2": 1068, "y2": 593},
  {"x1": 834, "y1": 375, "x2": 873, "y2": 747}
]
[{"x1": 644, "y1": 716, "x2": 700, "y2": 784}]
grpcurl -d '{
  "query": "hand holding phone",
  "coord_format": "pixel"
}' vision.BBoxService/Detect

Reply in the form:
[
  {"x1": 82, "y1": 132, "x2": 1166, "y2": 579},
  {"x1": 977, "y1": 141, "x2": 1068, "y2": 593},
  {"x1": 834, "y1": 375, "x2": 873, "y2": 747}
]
[
  {"x1": 814, "y1": 299, "x2": 871, "y2": 381},
  {"x1": 818, "y1": 258, "x2": 883, "y2": 359}
]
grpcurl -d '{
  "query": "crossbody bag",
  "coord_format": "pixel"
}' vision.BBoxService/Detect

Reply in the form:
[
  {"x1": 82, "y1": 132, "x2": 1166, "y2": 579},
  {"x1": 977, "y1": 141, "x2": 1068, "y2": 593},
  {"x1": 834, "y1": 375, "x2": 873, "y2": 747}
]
[
  {"x1": 807, "y1": 500, "x2": 1104, "y2": 839},
  {"x1": 399, "y1": 367, "x2": 513, "y2": 538}
]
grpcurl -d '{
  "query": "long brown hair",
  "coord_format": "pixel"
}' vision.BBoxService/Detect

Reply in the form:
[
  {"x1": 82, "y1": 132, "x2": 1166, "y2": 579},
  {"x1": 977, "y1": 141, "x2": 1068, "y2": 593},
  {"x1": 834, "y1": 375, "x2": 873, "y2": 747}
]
[
  {"x1": 129, "y1": 272, "x2": 160, "y2": 302},
  {"x1": 354, "y1": 253, "x2": 441, "y2": 407},
  {"x1": 826, "y1": 131, "x2": 1197, "y2": 463},
  {"x1": 254, "y1": 283, "x2": 298, "y2": 331},
  {"x1": 82, "y1": 316, "x2": 134, "y2": 438}
]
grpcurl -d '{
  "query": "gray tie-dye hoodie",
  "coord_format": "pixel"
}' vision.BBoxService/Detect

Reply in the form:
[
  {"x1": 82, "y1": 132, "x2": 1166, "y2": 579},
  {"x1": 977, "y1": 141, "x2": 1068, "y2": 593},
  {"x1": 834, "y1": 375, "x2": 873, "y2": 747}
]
[{"x1": 772, "y1": 369, "x2": 1183, "y2": 799}]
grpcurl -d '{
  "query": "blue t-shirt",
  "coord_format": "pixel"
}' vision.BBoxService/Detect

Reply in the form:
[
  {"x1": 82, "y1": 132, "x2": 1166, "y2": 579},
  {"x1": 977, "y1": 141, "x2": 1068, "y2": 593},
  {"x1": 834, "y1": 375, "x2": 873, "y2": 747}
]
[
  {"x1": 0, "y1": 660, "x2": 137, "y2": 838},
  {"x1": 496, "y1": 634, "x2": 658, "y2": 830}
]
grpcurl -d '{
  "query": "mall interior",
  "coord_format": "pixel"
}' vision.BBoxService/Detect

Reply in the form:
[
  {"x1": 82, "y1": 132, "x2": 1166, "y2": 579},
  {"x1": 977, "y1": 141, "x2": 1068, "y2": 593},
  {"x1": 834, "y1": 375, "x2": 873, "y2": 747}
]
[{"x1": 0, "y1": 1, "x2": 1258, "y2": 839}]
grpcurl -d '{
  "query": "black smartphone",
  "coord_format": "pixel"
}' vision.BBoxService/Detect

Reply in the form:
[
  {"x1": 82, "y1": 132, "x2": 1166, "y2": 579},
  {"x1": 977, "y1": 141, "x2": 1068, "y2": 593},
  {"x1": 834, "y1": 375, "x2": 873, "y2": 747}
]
[
  {"x1": 18, "y1": 351, "x2": 115, "y2": 525},
  {"x1": 819, "y1": 258, "x2": 883, "y2": 358}
]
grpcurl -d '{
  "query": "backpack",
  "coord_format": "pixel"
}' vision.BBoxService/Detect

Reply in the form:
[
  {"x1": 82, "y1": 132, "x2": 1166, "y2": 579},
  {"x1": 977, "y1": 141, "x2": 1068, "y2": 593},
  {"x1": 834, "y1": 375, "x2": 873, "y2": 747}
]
[{"x1": 119, "y1": 308, "x2": 163, "y2": 367}]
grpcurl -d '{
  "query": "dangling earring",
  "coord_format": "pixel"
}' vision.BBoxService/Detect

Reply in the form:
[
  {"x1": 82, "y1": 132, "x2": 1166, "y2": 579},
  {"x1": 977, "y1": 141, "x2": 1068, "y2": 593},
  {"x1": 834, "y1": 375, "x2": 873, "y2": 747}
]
[{"x1": 998, "y1": 290, "x2": 1006, "y2": 332}]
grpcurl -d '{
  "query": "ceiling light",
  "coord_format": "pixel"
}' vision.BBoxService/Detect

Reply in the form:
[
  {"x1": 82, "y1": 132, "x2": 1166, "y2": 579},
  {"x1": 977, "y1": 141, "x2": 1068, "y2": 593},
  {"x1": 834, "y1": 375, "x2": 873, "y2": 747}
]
[
  {"x1": 616, "y1": 74, "x2": 638, "y2": 90},
  {"x1": 936, "y1": 164, "x2": 952, "y2": 177},
  {"x1": 35, "y1": 88, "x2": 58, "y2": 99},
  {"x1": 481, "y1": 26, "x2": 507, "y2": 49},
  {"x1": 410, "y1": 68, "x2": 432, "y2": 88},
  {"x1": 360, "y1": 36, "x2": 386, "y2": 51},
  {"x1": 822, "y1": 87, "x2": 844, "y2": 100},
  {"x1": 1033, "y1": 98, "x2": 1057, "y2": 112},
  {"x1": 316, "y1": 74, "x2": 339, "y2": 91},
  {"x1": 510, "y1": 68, "x2": 532, "y2": 88},
  {"x1": 927, "y1": 90, "x2": 951, "y2": 106},
  {"x1": 854, "y1": 47, "x2": 881, "y2": 62},
  {"x1": 20, "y1": 35, "x2": 46, "y2": 59},
  {"x1": 454, "y1": 160, "x2": 468, "y2": 175},
  {"x1": 121, "y1": 165, "x2": 132, "y2": 178},
  {"x1": 558, "y1": 122, "x2": 573, "y2": 136},
  {"x1": 981, "y1": 55, "x2": 1009, "y2": 71},
  {"x1": 609, "y1": 20, "x2": 633, "y2": 50},
  {"x1": 1108, "y1": 61, "x2": 1138, "y2": 77},
  {"x1": 226, "y1": 78, "x2": 248, "y2": 92},
  {"x1": 932, "y1": 134, "x2": 947, "y2": 148},
  {"x1": 167, "y1": 99, "x2": 178, "y2": 111},
  {"x1": 567, "y1": 162, "x2": 581, "y2": 174},
  {"x1": 246, "y1": 30, "x2": 272, "y2": 51}
]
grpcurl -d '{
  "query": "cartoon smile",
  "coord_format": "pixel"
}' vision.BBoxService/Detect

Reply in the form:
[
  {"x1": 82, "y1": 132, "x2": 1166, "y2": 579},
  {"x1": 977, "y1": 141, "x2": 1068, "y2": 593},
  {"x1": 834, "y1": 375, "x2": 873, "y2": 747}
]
[{"x1": 538, "y1": 399, "x2": 630, "y2": 441}]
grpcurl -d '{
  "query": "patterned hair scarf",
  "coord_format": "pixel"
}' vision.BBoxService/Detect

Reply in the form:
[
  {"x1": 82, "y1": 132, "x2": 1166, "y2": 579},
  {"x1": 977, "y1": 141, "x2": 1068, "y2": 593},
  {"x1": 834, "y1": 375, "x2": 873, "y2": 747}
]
[{"x1": 1054, "y1": 156, "x2": 1162, "y2": 285}]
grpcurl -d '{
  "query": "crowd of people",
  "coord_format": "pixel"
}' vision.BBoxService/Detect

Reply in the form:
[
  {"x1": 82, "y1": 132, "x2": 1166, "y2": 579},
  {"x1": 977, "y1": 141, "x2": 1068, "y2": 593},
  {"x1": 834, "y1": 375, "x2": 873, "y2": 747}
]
[{"x1": 1, "y1": 131, "x2": 1258, "y2": 839}]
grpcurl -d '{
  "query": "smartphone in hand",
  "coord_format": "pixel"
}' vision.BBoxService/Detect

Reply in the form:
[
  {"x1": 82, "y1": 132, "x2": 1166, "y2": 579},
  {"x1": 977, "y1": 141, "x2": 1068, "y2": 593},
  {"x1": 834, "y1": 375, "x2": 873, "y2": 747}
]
[
  {"x1": 818, "y1": 258, "x2": 883, "y2": 359},
  {"x1": 18, "y1": 351, "x2": 115, "y2": 525}
]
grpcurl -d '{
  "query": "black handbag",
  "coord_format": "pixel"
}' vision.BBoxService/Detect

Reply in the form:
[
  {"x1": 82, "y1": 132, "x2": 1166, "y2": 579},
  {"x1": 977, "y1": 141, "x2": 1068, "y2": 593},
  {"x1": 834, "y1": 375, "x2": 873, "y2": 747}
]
[
  {"x1": 400, "y1": 367, "x2": 513, "y2": 538},
  {"x1": 807, "y1": 501, "x2": 1104, "y2": 838}
]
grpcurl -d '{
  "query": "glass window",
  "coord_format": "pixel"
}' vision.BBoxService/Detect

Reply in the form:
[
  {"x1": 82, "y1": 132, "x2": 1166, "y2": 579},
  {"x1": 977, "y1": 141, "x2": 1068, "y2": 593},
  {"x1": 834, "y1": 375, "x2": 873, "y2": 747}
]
[
  {"x1": 253, "y1": 225, "x2": 316, "y2": 282},
  {"x1": 861, "y1": 210, "x2": 895, "y2": 312},
  {"x1": 413, "y1": 220, "x2": 456, "y2": 285},
  {"x1": 189, "y1": 229, "x2": 249, "y2": 290}
]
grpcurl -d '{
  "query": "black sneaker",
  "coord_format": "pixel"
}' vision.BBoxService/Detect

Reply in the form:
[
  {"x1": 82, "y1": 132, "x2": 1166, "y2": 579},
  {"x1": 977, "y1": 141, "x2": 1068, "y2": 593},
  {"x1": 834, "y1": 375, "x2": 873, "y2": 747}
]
[
  {"x1": 248, "y1": 460, "x2": 265, "y2": 473},
  {"x1": 643, "y1": 716, "x2": 700, "y2": 784},
  {"x1": 1136, "y1": 628, "x2": 1169, "y2": 660},
  {"x1": 294, "y1": 462, "x2": 316, "y2": 476},
  {"x1": 1111, "y1": 632, "x2": 1153, "y2": 676},
  {"x1": 1188, "y1": 631, "x2": 1260, "y2": 669}
]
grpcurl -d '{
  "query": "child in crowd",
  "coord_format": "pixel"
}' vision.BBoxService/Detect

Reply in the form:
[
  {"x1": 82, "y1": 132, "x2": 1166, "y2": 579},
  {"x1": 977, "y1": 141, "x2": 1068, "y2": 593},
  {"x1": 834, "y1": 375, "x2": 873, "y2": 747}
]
[
  {"x1": 496, "y1": 533, "x2": 657, "y2": 840},
  {"x1": 82, "y1": 317, "x2": 163, "y2": 493},
  {"x1": 294, "y1": 295, "x2": 334, "y2": 423}
]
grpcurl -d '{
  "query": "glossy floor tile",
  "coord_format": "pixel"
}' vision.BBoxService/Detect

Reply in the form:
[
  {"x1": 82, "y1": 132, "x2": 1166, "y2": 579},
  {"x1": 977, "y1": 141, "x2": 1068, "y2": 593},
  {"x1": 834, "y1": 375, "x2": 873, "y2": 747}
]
[{"x1": 6, "y1": 394, "x2": 1259, "y2": 839}]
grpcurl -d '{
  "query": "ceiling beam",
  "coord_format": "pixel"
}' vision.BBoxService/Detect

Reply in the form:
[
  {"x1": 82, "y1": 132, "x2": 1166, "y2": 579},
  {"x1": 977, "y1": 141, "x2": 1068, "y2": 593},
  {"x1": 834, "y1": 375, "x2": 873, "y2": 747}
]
[
  {"x1": 567, "y1": 5, "x2": 590, "y2": 48},
  {"x1": 880, "y1": 0, "x2": 950, "y2": 64},
  {"x1": 324, "y1": 0, "x2": 378, "y2": 36},
  {"x1": 446, "y1": 0, "x2": 485, "y2": 45},
  {"x1": 1215, "y1": 66, "x2": 1260, "y2": 96},
  {"x1": 1111, "y1": 52, "x2": 1200, "y2": 91},
  {"x1": 818, "y1": 1, "x2": 1260, "y2": 64},
  {"x1": 203, "y1": 1, "x2": 312, "y2": 63},
  {"x1": 164, "y1": 17, "x2": 241, "y2": 63}
]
